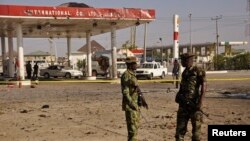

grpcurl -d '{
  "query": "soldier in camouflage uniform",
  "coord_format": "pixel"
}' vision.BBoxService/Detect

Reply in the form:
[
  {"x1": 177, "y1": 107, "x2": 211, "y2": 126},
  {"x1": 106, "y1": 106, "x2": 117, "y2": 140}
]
[
  {"x1": 121, "y1": 57, "x2": 140, "y2": 141},
  {"x1": 175, "y1": 53, "x2": 207, "y2": 141}
]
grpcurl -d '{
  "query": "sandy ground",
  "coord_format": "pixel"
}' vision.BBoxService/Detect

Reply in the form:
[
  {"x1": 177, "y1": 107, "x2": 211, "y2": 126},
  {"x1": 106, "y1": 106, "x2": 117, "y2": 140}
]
[{"x1": 0, "y1": 71, "x2": 250, "y2": 141}]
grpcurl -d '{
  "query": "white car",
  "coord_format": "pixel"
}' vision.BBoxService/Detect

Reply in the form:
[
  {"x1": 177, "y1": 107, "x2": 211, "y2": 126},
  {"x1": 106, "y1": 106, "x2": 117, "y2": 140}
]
[
  {"x1": 136, "y1": 61, "x2": 167, "y2": 80},
  {"x1": 40, "y1": 65, "x2": 83, "y2": 79},
  {"x1": 117, "y1": 61, "x2": 127, "y2": 78}
]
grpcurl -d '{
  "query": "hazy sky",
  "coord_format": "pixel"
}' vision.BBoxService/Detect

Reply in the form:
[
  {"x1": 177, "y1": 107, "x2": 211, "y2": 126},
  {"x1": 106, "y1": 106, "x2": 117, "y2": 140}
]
[{"x1": 0, "y1": 0, "x2": 249, "y2": 56}]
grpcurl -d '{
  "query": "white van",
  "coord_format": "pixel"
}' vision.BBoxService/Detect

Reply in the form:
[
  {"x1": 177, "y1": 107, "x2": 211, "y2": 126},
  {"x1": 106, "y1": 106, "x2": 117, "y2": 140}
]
[{"x1": 91, "y1": 61, "x2": 108, "y2": 76}]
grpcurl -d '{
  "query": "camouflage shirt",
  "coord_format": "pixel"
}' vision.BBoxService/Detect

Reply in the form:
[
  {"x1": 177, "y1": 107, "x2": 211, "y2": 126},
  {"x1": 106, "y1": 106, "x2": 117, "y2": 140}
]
[
  {"x1": 121, "y1": 70, "x2": 139, "y2": 111},
  {"x1": 180, "y1": 65, "x2": 206, "y2": 100}
]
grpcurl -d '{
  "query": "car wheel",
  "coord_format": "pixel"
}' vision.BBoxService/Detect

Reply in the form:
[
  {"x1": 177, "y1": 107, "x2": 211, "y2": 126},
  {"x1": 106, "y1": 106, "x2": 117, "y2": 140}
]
[
  {"x1": 65, "y1": 73, "x2": 71, "y2": 79},
  {"x1": 92, "y1": 70, "x2": 97, "y2": 76},
  {"x1": 160, "y1": 72, "x2": 165, "y2": 79},
  {"x1": 148, "y1": 73, "x2": 153, "y2": 80},
  {"x1": 44, "y1": 73, "x2": 50, "y2": 79}
]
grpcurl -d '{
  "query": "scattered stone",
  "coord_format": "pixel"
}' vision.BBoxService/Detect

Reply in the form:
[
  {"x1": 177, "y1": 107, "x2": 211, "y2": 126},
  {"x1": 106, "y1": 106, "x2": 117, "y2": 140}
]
[
  {"x1": 154, "y1": 115, "x2": 160, "y2": 118},
  {"x1": 222, "y1": 91, "x2": 231, "y2": 94},
  {"x1": 38, "y1": 114, "x2": 47, "y2": 118},
  {"x1": 20, "y1": 110, "x2": 28, "y2": 113},
  {"x1": 41, "y1": 105, "x2": 49, "y2": 109},
  {"x1": 0, "y1": 132, "x2": 7, "y2": 136},
  {"x1": 166, "y1": 88, "x2": 171, "y2": 93},
  {"x1": 85, "y1": 131, "x2": 95, "y2": 134}
]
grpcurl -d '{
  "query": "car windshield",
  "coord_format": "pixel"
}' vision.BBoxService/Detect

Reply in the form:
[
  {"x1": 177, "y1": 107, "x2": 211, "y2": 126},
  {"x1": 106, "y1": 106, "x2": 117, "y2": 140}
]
[
  {"x1": 63, "y1": 66, "x2": 72, "y2": 70},
  {"x1": 117, "y1": 63, "x2": 126, "y2": 69},
  {"x1": 141, "y1": 64, "x2": 153, "y2": 68}
]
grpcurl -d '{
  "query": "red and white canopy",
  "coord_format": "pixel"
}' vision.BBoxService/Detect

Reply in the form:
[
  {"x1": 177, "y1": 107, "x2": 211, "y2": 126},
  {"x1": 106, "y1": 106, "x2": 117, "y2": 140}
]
[{"x1": 0, "y1": 4, "x2": 155, "y2": 38}]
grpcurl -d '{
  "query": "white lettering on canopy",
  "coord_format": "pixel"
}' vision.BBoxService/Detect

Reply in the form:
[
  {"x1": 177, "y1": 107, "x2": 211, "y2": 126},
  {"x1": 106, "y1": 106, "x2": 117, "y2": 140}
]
[{"x1": 25, "y1": 9, "x2": 71, "y2": 16}]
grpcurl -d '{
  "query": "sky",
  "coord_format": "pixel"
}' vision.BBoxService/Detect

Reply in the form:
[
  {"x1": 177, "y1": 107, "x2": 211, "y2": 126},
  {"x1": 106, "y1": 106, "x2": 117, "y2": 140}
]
[{"x1": 0, "y1": 0, "x2": 249, "y2": 57}]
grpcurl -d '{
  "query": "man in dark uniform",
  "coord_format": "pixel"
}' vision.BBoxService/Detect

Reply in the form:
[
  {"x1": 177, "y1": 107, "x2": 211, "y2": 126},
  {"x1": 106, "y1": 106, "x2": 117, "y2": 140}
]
[
  {"x1": 25, "y1": 61, "x2": 32, "y2": 79},
  {"x1": 172, "y1": 59, "x2": 181, "y2": 88},
  {"x1": 121, "y1": 57, "x2": 140, "y2": 141},
  {"x1": 175, "y1": 53, "x2": 207, "y2": 141},
  {"x1": 33, "y1": 62, "x2": 39, "y2": 79}
]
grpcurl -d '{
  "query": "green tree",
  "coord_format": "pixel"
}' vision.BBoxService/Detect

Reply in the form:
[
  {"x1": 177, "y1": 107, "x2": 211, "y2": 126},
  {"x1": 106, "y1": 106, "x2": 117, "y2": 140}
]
[
  {"x1": 221, "y1": 52, "x2": 250, "y2": 70},
  {"x1": 77, "y1": 59, "x2": 86, "y2": 70},
  {"x1": 214, "y1": 55, "x2": 225, "y2": 70},
  {"x1": 121, "y1": 40, "x2": 138, "y2": 50}
]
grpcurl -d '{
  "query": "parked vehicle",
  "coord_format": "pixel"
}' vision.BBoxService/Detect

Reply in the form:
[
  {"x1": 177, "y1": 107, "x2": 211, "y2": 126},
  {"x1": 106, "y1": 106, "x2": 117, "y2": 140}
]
[
  {"x1": 91, "y1": 61, "x2": 109, "y2": 76},
  {"x1": 136, "y1": 61, "x2": 167, "y2": 80},
  {"x1": 117, "y1": 61, "x2": 127, "y2": 78},
  {"x1": 40, "y1": 65, "x2": 83, "y2": 79}
]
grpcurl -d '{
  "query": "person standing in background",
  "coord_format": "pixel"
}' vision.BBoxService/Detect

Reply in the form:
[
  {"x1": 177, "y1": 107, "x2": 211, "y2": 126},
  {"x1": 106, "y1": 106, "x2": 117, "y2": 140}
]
[
  {"x1": 33, "y1": 62, "x2": 39, "y2": 79},
  {"x1": 25, "y1": 61, "x2": 32, "y2": 79},
  {"x1": 172, "y1": 59, "x2": 180, "y2": 88}
]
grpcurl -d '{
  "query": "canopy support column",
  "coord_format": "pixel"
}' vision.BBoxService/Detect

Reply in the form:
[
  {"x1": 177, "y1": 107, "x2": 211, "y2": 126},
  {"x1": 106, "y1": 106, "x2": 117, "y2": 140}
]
[
  {"x1": 111, "y1": 22, "x2": 117, "y2": 79},
  {"x1": 16, "y1": 23, "x2": 25, "y2": 80},
  {"x1": 143, "y1": 23, "x2": 148, "y2": 63},
  {"x1": 86, "y1": 31, "x2": 92, "y2": 77},
  {"x1": 67, "y1": 36, "x2": 71, "y2": 67},
  {"x1": 7, "y1": 29, "x2": 15, "y2": 77},
  {"x1": 1, "y1": 35, "x2": 6, "y2": 76}
]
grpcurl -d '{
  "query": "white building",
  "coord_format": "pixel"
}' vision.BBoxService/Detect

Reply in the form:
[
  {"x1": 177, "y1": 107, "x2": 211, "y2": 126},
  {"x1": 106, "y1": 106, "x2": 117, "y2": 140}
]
[{"x1": 69, "y1": 52, "x2": 87, "y2": 70}]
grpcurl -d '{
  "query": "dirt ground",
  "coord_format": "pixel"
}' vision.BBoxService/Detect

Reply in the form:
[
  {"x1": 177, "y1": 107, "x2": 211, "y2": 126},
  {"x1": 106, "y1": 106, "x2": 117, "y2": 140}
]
[{"x1": 0, "y1": 71, "x2": 250, "y2": 141}]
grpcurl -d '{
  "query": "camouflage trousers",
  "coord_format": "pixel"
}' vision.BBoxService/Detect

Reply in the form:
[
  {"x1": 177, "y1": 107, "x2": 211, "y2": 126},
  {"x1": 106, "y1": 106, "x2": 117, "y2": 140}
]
[
  {"x1": 125, "y1": 109, "x2": 140, "y2": 141},
  {"x1": 175, "y1": 106, "x2": 203, "y2": 141}
]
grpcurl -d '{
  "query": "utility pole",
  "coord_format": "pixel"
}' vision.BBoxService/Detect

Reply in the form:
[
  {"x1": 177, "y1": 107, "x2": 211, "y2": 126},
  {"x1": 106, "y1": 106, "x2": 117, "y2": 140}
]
[
  {"x1": 48, "y1": 38, "x2": 58, "y2": 64},
  {"x1": 247, "y1": 0, "x2": 250, "y2": 49},
  {"x1": 189, "y1": 13, "x2": 192, "y2": 53},
  {"x1": 159, "y1": 37, "x2": 163, "y2": 64},
  {"x1": 48, "y1": 38, "x2": 53, "y2": 65},
  {"x1": 211, "y1": 15, "x2": 222, "y2": 70}
]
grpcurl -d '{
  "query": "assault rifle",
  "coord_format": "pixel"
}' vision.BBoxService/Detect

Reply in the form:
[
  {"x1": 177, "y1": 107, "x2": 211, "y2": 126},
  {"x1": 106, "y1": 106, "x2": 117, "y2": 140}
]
[
  {"x1": 136, "y1": 86, "x2": 149, "y2": 109},
  {"x1": 176, "y1": 93, "x2": 209, "y2": 117}
]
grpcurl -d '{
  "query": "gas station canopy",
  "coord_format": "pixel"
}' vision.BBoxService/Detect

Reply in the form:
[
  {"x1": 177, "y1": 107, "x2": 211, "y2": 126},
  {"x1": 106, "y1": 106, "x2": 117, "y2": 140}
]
[{"x1": 0, "y1": 4, "x2": 155, "y2": 38}]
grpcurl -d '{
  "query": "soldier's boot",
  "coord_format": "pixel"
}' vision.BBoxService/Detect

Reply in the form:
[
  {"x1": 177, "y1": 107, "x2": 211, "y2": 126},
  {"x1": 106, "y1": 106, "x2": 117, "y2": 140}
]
[
  {"x1": 175, "y1": 135, "x2": 184, "y2": 141},
  {"x1": 128, "y1": 131, "x2": 137, "y2": 141},
  {"x1": 192, "y1": 135, "x2": 200, "y2": 141},
  {"x1": 175, "y1": 138, "x2": 184, "y2": 141}
]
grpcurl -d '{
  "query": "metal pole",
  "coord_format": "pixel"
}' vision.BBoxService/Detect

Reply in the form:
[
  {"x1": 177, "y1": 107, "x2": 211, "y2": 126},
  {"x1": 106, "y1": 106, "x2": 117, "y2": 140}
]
[
  {"x1": 189, "y1": 13, "x2": 192, "y2": 53},
  {"x1": 173, "y1": 14, "x2": 179, "y2": 59},
  {"x1": 133, "y1": 26, "x2": 136, "y2": 49},
  {"x1": 143, "y1": 23, "x2": 147, "y2": 63},
  {"x1": 211, "y1": 15, "x2": 222, "y2": 70},
  {"x1": 48, "y1": 38, "x2": 53, "y2": 65},
  {"x1": 159, "y1": 37, "x2": 163, "y2": 64},
  {"x1": 67, "y1": 37, "x2": 71, "y2": 67}
]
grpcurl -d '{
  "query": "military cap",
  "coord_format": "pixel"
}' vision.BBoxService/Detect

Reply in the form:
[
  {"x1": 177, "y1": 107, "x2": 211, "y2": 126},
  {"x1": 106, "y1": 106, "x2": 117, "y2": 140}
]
[
  {"x1": 180, "y1": 53, "x2": 195, "y2": 60},
  {"x1": 125, "y1": 57, "x2": 137, "y2": 63}
]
